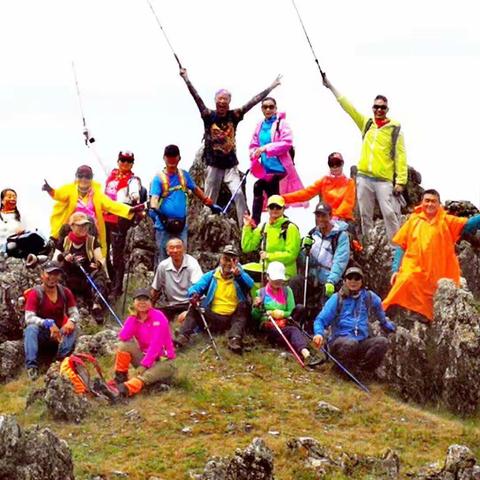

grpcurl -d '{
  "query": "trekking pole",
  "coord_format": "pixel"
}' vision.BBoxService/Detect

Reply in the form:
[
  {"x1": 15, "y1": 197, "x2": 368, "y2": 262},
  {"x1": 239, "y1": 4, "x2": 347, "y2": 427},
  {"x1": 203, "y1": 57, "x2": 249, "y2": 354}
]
[
  {"x1": 268, "y1": 315, "x2": 305, "y2": 368},
  {"x1": 290, "y1": 0, "x2": 326, "y2": 80},
  {"x1": 145, "y1": 0, "x2": 182, "y2": 68},
  {"x1": 121, "y1": 256, "x2": 132, "y2": 318},
  {"x1": 260, "y1": 227, "x2": 267, "y2": 286},
  {"x1": 303, "y1": 253, "x2": 310, "y2": 307},
  {"x1": 192, "y1": 304, "x2": 222, "y2": 361},
  {"x1": 290, "y1": 319, "x2": 370, "y2": 394},
  {"x1": 221, "y1": 169, "x2": 250, "y2": 216},
  {"x1": 75, "y1": 261, "x2": 123, "y2": 327}
]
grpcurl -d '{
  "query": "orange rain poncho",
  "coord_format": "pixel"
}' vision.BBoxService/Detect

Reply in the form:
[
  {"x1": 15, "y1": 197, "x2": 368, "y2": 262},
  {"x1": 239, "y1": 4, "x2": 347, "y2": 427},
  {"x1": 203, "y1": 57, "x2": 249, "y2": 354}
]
[{"x1": 382, "y1": 205, "x2": 467, "y2": 321}]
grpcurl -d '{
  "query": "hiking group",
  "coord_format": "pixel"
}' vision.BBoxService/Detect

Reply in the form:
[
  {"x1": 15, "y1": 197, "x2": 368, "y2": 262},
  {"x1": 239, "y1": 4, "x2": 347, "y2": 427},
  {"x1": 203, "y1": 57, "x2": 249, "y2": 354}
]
[{"x1": 3, "y1": 60, "x2": 480, "y2": 402}]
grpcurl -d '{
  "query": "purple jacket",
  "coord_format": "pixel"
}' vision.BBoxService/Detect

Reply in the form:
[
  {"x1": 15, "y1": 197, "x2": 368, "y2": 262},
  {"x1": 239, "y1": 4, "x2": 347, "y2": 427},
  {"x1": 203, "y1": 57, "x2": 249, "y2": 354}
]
[
  {"x1": 249, "y1": 112, "x2": 308, "y2": 209},
  {"x1": 119, "y1": 308, "x2": 176, "y2": 368}
]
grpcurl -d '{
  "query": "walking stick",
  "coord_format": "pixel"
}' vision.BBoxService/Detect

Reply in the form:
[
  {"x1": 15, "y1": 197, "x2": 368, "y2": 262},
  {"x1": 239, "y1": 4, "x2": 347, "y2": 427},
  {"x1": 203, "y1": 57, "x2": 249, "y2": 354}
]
[
  {"x1": 221, "y1": 169, "x2": 250, "y2": 216},
  {"x1": 121, "y1": 255, "x2": 132, "y2": 318},
  {"x1": 75, "y1": 261, "x2": 123, "y2": 327},
  {"x1": 192, "y1": 304, "x2": 222, "y2": 361},
  {"x1": 268, "y1": 315, "x2": 305, "y2": 368},
  {"x1": 303, "y1": 253, "x2": 310, "y2": 307}
]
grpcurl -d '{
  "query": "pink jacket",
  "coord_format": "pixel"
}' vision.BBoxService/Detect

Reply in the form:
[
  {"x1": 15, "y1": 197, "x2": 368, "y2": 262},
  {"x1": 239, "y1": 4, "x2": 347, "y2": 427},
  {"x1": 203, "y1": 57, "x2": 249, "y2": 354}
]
[
  {"x1": 119, "y1": 308, "x2": 176, "y2": 368},
  {"x1": 249, "y1": 112, "x2": 308, "y2": 209}
]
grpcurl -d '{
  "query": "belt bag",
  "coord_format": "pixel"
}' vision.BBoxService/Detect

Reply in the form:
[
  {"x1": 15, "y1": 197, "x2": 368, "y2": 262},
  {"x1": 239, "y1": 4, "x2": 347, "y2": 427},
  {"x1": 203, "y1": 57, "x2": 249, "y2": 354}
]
[{"x1": 160, "y1": 215, "x2": 186, "y2": 234}]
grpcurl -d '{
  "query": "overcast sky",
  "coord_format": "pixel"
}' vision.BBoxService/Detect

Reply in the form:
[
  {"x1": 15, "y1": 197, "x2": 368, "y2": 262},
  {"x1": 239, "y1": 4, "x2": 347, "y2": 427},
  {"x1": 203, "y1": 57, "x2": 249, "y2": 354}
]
[{"x1": 1, "y1": 0, "x2": 479, "y2": 236}]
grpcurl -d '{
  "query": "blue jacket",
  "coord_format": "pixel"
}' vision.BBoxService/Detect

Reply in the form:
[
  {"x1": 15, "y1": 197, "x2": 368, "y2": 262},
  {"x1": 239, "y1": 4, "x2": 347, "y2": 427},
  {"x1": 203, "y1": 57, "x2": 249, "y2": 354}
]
[
  {"x1": 308, "y1": 221, "x2": 350, "y2": 285},
  {"x1": 188, "y1": 265, "x2": 254, "y2": 309},
  {"x1": 313, "y1": 288, "x2": 395, "y2": 342}
]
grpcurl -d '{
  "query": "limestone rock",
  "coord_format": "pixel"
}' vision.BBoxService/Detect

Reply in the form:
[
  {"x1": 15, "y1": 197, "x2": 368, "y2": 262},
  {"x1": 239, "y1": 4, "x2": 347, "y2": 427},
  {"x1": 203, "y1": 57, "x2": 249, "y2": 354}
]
[
  {"x1": 75, "y1": 329, "x2": 118, "y2": 357},
  {"x1": 315, "y1": 401, "x2": 342, "y2": 419},
  {"x1": 0, "y1": 414, "x2": 74, "y2": 480},
  {"x1": 125, "y1": 217, "x2": 156, "y2": 272},
  {"x1": 0, "y1": 339, "x2": 24, "y2": 382},
  {"x1": 458, "y1": 241, "x2": 480, "y2": 298}
]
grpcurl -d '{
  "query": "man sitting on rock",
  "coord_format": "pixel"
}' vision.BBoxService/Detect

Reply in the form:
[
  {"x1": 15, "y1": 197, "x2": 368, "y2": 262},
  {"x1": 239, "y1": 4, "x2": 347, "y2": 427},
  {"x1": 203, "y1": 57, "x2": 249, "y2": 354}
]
[
  {"x1": 175, "y1": 245, "x2": 254, "y2": 354},
  {"x1": 151, "y1": 237, "x2": 203, "y2": 322},
  {"x1": 24, "y1": 260, "x2": 79, "y2": 380},
  {"x1": 313, "y1": 267, "x2": 396, "y2": 378},
  {"x1": 383, "y1": 189, "x2": 480, "y2": 322}
]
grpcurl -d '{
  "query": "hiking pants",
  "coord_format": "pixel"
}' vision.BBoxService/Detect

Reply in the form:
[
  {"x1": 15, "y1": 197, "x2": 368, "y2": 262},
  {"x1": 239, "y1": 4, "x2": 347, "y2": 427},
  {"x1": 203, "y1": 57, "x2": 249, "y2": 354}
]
[
  {"x1": 24, "y1": 324, "x2": 77, "y2": 368},
  {"x1": 117, "y1": 340, "x2": 176, "y2": 386},
  {"x1": 105, "y1": 218, "x2": 133, "y2": 293},
  {"x1": 180, "y1": 302, "x2": 249, "y2": 339},
  {"x1": 329, "y1": 336, "x2": 388, "y2": 373},
  {"x1": 204, "y1": 166, "x2": 247, "y2": 227},
  {"x1": 252, "y1": 175, "x2": 284, "y2": 226},
  {"x1": 154, "y1": 226, "x2": 188, "y2": 267},
  {"x1": 266, "y1": 325, "x2": 309, "y2": 354},
  {"x1": 159, "y1": 302, "x2": 189, "y2": 323},
  {"x1": 356, "y1": 175, "x2": 400, "y2": 242},
  {"x1": 66, "y1": 268, "x2": 109, "y2": 311}
]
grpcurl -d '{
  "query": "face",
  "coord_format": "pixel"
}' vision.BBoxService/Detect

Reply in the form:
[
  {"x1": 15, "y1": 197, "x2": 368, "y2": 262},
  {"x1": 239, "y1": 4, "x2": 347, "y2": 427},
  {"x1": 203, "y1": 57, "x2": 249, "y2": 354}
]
[
  {"x1": 71, "y1": 223, "x2": 89, "y2": 236},
  {"x1": 134, "y1": 297, "x2": 152, "y2": 314},
  {"x1": 345, "y1": 274, "x2": 363, "y2": 292},
  {"x1": 422, "y1": 193, "x2": 440, "y2": 218},
  {"x1": 1, "y1": 190, "x2": 17, "y2": 210},
  {"x1": 268, "y1": 204, "x2": 284, "y2": 221},
  {"x1": 166, "y1": 239, "x2": 185, "y2": 262},
  {"x1": 315, "y1": 212, "x2": 331, "y2": 230},
  {"x1": 372, "y1": 99, "x2": 389, "y2": 120},
  {"x1": 41, "y1": 270, "x2": 62, "y2": 288},
  {"x1": 164, "y1": 155, "x2": 180, "y2": 170},
  {"x1": 220, "y1": 254, "x2": 237, "y2": 276},
  {"x1": 118, "y1": 157, "x2": 134, "y2": 173},
  {"x1": 76, "y1": 174, "x2": 92, "y2": 190},
  {"x1": 215, "y1": 92, "x2": 231, "y2": 115},
  {"x1": 261, "y1": 100, "x2": 277, "y2": 120},
  {"x1": 269, "y1": 278, "x2": 285, "y2": 290},
  {"x1": 328, "y1": 154, "x2": 344, "y2": 177}
]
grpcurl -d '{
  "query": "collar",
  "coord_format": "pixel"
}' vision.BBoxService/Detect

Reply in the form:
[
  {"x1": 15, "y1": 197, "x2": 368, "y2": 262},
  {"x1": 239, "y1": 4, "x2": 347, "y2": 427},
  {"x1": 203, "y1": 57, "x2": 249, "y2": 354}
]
[{"x1": 165, "y1": 255, "x2": 188, "y2": 272}]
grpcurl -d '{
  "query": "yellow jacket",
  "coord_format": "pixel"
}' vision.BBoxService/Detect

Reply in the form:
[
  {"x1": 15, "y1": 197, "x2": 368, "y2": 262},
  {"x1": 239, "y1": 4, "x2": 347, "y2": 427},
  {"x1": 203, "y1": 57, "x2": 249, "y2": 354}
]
[
  {"x1": 337, "y1": 96, "x2": 408, "y2": 185},
  {"x1": 50, "y1": 181, "x2": 132, "y2": 256}
]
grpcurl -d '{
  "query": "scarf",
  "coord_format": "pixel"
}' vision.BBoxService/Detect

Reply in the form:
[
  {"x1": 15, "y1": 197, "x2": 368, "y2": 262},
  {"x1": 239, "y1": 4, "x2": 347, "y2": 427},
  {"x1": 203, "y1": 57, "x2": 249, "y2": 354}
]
[
  {"x1": 68, "y1": 231, "x2": 87, "y2": 245},
  {"x1": 266, "y1": 283, "x2": 286, "y2": 304}
]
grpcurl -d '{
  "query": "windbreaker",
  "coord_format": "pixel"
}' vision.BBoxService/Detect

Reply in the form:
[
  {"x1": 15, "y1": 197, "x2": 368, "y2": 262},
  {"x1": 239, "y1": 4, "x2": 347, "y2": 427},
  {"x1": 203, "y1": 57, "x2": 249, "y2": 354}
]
[{"x1": 337, "y1": 96, "x2": 407, "y2": 185}]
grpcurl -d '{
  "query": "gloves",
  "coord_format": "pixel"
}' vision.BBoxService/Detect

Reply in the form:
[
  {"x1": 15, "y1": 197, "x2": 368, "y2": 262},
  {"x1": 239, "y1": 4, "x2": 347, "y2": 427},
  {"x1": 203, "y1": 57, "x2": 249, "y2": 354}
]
[
  {"x1": 302, "y1": 236, "x2": 314, "y2": 251},
  {"x1": 209, "y1": 204, "x2": 223, "y2": 215},
  {"x1": 43, "y1": 319, "x2": 55, "y2": 329},
  {"x1": 270, "y1": 309, "x2": 285, "y2": 320},
  {"x1": 382, "y1": 319, "x2": 397, "y2": 334},
  {"x1": 324, "y1": 283, "x2": 335, "y2": 297},
  {"x1": 148, "y1": 208, "x2": 159, "y2": 221}
]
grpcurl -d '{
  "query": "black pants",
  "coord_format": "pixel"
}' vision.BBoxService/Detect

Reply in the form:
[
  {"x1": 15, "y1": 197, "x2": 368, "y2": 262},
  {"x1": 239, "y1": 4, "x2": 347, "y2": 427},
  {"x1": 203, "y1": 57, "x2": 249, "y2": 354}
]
[
  {"x1": 252, "y1": 175, "x2": 284, "y2": 225},
  {"x1": 329, "y1": 336, "x2": 388, "y2": 373},
  {"x1": 105, "y1": 218, "x2": 133, "y2": 293},
  {"x1": 65, "y1": 267, "x2": 109, "y2": 311},
  {"x1": 160, "y1": 303, "x2": 189, "y2": 323},
  {"x1": 180, "y1": 302, "x2": 249, "y2": 340}
]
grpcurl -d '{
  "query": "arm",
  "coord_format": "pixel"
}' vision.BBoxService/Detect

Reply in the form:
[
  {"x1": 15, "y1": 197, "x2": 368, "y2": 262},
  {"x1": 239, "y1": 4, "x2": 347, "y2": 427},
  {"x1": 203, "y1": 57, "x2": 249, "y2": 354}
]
[
  {"x1": 392, "y1": 246, "x2": 405, "y2": 273},
  {"x1": 394, "y1": 131, "x2": 408, "y2": 186},
  {"x1": 193, "y1": 186, "x2": 213, "y2": 206},
  {"x1": 118, "y1": 316, "x2": 136, "y2": 342},
  {"x1": 179, "y1": 68, "x2": 210, "y2": 116},
  {"x1": 187, "y1": 272, "x2": 212, "y2": 298},
  {"x1": 235, "y1": 266, "x2": 255, "y2": 291},
  {"x1": 50, "y1": 183, "x2": 72, "y2": 203},
  {"x1": 313, "y1": 294, "x2": 339, "y2": 336},
  {"x1": 151, "y1": 265, "x2": 165, "y2": 301},
  {"x1": 284, "y1": 287, "x2": 295, "y2": 318},
  {"x1": 334, "y1": 179, "x2": 356, "y2": 220},
  {"x1": 371, "y1": 292, "x2": 396, "y2": 332},
  {"x1": 141, "y1": 315, "x2": 175, "y2": 367},
  {"x1": 327, "y1": 232, "x2": 350, "y2": 285},
  {"x1": 265, "y1": 224, "x2": 301, "y2": 264},
  {"x1": 25, "y1": 310, "x2": 46, "y2": 327},
  {"x1": 241, "y1": 224, "x2": 263, "y2": 253},
  {"x1": 100, "y1": 192, "x2": 133, "y2": 220},
  {"x1": 336, "y1": 96, "x2": 368, "y2": 133},
  {"x1": 66, "y1": 306, "x2": 79, "y2": 324},
  {"x1": 237, "y1": 75, "x2": 281, "y2": 116},
  {"x1": 463, "y1": 214, "x2": 480, "y2": 235},
  {"x1": 322, "y1": 74, "x2": 342, "y2": 98},
  {"x1": 189, "y1": 258, "x2": 204, "y2": 284},
  {"x1": 93, "y1": 246, "x2": 107, "y2": 271},
  {"x1": 283, "y1": 178, "x2": 324, "y2": 205}
]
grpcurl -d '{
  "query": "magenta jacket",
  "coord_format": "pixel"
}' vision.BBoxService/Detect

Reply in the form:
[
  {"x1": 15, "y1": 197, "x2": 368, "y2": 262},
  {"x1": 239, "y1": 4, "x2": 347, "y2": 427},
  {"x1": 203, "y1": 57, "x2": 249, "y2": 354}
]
[
  {"x1": 249, "y1": 112, "x2": 308, "y2": 209},
  {"x1": 119, "y1": 308, "x2": 176, "y2": 368}
]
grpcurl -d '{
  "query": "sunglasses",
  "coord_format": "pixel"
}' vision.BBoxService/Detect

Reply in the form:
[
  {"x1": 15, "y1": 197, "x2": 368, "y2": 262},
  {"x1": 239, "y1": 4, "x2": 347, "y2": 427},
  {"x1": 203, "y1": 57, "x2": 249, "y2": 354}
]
[
  {"x1": 268, "y1": 204, "x2": 284, "y2": 210},
  {"x1": 372, "y1": 105, "x2": 388, "y2": 110},
  {"x1": 76, "y1": 174, "x2": 93, "y2": 180},
  {"x1": 329, "y1": 161, "x2": 344, "y2": 168},
  {"x1": 262, "y1": 104, "x2": 276, "y2": 110},
  {"x1": 119, "y1": 158, "x2": 134, "y2": 164},
  {"x1": 346, "y1": 274, "x2": 362, "y2": 281}
]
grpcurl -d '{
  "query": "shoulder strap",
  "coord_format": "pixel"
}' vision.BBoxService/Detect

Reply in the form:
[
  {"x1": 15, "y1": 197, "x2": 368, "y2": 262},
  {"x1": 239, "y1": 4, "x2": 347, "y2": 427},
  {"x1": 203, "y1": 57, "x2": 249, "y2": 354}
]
[
  {"x1": 390, "y1": 125, "x2": 401, "y2": 184},
  {"x1": 332, "y1": 293, "x2": 344, "y2": 330},
  {"x1": 177, "y1": 169, "x2": 187, "y2": 192},
  {"x1": 158, "y1": 172, "x2": 170, "y2": 199},
  {"x1": 362, "y1": 118, "x2": 374, "y2": 139},
  {"x1": 63, "y1": 236, "x2": 72, "y2": 252},
  {"x1": 34, "y1": 286, "x2": 44, "y2": 309},
  {"x1": 259, "y1": 287, "x2": 266, "y2": 302},
  {"x1": 86, "y1": 235, "x2": 95, "y2": 262}
]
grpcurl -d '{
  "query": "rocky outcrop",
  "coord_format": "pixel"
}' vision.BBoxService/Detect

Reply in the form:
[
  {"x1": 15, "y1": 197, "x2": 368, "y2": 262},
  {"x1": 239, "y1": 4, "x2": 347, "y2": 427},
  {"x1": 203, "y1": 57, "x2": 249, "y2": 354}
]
[
  {"x1": 0, "y1": 414, "x2": 74, "y2": 480},
  {"x1": 75, "y1": 329, "x2": 118, "y2": 357},
  {"x1": 382, "y1": 279, "x2": 480, "y2": 415},
  {"x1": 0, "y1": 339, "x2": 24, "y2": 383},
  {"x1": 125, "y1": 216, "x2": 156, "y2": 272},
  {"x1": 191, "y1": 437, "x2": 274, "y2": 480}
]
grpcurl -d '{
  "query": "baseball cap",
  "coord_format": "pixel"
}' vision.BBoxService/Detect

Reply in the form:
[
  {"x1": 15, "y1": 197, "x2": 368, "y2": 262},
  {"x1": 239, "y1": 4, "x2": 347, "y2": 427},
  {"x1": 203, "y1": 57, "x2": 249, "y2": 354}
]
[
  {"x1": 132, "y1": 288, "x2": 152, "y2": 300},
  {"x1": 164, "y1": 144, "x2": 180, "y2": 157},
  {"x1": 267, "y1": 195, "x2": 285, "y2": 208},
  {"x1": 327, "y1": 152, "x2": 344, "y2": 167},
  {"x1": 344, "y1": 267, "x2": 364, "y2": 279},
  {"x1": 222, "y1": 245, "x2": 239, "y2": 257},
  {"x1": 42, "y1": 260, "x2": 63, "y2": 274},
  {"x1": 313, "y1": 202, "x2": 332, "y2": 215},
  {"x1": 75, "y1": 165, "x2": 93, "y2": 178},
  {"x1": 69, "y1": 212, "x2": 90, "y2": 226},
  {"x1": 267, "y1": 261, "x2": 286, "y2": 281}
]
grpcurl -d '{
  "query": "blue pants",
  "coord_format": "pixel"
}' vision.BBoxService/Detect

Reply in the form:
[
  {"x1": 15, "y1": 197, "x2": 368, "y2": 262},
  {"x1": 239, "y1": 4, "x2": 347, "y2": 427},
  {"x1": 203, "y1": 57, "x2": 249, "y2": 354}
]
[
  {"x1": 24, "y1": 324, "x2": 78, "y2": 368},
  {"x1": 154, "y1": 226, "x2": 188, "y2": 267}
]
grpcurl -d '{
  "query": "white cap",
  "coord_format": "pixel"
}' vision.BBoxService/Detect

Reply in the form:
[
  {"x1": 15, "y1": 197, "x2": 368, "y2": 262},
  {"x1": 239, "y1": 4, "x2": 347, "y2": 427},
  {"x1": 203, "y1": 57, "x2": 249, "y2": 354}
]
[{"x1": 267, "y1": 261, "x2": 286, "y2": 281}]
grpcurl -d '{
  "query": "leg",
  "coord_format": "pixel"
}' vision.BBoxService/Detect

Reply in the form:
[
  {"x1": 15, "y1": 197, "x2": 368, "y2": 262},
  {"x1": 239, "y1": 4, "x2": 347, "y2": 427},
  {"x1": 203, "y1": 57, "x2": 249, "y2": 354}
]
[
  {"x1": 375, "y1": 181, "x2": 401, "y2": 241},
  {"x1": 24, "y1": 324, "x2": 51, "y2": 369},
  {"x1": 282, "y1": 325, "x2": 309, "y2": 353},
  {"x1": 105, "y1": 222, "x2": 115, "y2": 282},
  {"x1": 178, "y1": 308, "x2": 202, "y2": 337},
  {"x1": 329, "y1": 337, "x2": 360, "y2": 372},
  {"x1": 356, "y1": 176, "x2": 376, "y2": 239},
  {"x1": 204, "y1": 166, "x2": 224, "y2": 204},
  {"x1": 110, "y1": 218, "x2": 132, "y2": 294},
  {"x1": 226, "y1": 302, "x2": 249, "y2": 340},
  {"x1": 154, "y1": 228, "x2": 169, "y2": 267},
  {"x1": 357, "y1": 336, "x2": 389, "y2": 372},
  {"x1": 224, "y1": 167, "x2": 248, "y2": 227},
  {"x1": 252, "y1": 179, "x2": 268, "y2": 226},
  {"x1": 138, "y1": 360, "x2": 176, "y2": 386},
  {"x1": 56, "y1": 328, "x2": 78, "y2": 360}
]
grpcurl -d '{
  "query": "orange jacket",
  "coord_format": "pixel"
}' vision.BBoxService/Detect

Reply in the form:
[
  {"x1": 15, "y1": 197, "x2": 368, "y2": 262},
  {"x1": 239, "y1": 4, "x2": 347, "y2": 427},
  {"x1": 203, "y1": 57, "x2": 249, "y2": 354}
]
[
  {"x1": 382, "y1": 205, "x2": 467, "y2": 320},
  {"x1": 282, "y1": 175, "x2": 355, "y2": 221}
]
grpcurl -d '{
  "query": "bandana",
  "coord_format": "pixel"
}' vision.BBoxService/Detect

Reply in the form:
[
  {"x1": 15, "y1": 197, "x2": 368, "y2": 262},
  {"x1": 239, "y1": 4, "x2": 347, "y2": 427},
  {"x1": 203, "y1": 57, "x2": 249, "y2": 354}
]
[{"x1": 68, "y1": 231, "x2": 87, "y2": 245}]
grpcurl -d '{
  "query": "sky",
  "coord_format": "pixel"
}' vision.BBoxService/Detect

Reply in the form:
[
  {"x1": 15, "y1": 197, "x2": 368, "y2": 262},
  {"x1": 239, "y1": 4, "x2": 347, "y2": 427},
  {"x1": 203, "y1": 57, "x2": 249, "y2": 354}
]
[{"x1": 1, "y1": 0, "x2": 480, "y2": 236}]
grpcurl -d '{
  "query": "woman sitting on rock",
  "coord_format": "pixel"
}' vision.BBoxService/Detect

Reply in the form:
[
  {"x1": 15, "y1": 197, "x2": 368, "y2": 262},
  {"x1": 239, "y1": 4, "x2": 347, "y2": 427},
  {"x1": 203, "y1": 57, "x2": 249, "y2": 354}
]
[{"x1": 98, "y1": 289, "x2": 176, "y2": 401}]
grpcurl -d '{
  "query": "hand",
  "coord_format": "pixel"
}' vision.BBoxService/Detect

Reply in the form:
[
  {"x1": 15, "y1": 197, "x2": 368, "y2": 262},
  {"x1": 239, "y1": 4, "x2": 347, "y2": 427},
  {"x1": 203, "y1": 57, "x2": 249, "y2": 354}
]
[
  {"x1": 259, "y1": 251, "x2": 267, "y2": 261},
  {"x1": 253, "y1": 297, "x2": 262, "y2": 307},
  {"x1": 302, "y1": 235, "x2": 314, "y2": 251},
  {"x1": 129, "y1": 203, "x2": 145, "y2": 215},
  {"x1": 177, "y1": 310, "x2": 188, "y2": 324},
  {"x1": 390, "y1": 272, "x2": 398, "y2": 286},
  {"x1": 50, "y1": 324, "x2": 62, "y2": 342},
  {"x1": 61, "y1": 320, "x2": 75, "y2": 335},
  {"x1": 43, "y1": 318, "x2": 55, "y2": 329},
  {"x1": 322, "y1": 74, "x2": 332, "y2": 89},
  {"x1": 190, "y1": 293, "x2": 201, "y2": 306},
  {"x1": 89, "y1": 262, "x2": 98, "y2": 270},
  {"x1": 271, "y1": 309, "x2": 285, "y2": 320},
  {"x1": 324, "y1": 283, "x2": 335, "y2": 298},
  {"x1": 15, "y1": 227, "x2": 25, "y2": 235},
  {"x1": 209, "y1": 204, "x2": 223, "y2": 215},
  {"x1": 312, "y1": 334, "x2": 324, "y2": 349},
  {"x1": 253, "y1": 146, "x2": 266, "y2": 158},
  {"x1": 271, "y1": 74, "x2": 282, "y2": 88},
  {"x1": 382, "y1": 319, "x2": 397, "y2": 334},
  {"x1": 64, "y1": 254, "x2": 74, "y2": 263},
  {"x1": 179, "y1": 67, "x2": 188, "y2": 80},
  {"x1": 393, "y1": 184, "x2": 404, "y2": 195},
  {"x1": 243, "y1": 213, "x2": 256, "y2": 228},
  {"x1": 42, "y1": 179, "x2": 53, "y2": 194}
]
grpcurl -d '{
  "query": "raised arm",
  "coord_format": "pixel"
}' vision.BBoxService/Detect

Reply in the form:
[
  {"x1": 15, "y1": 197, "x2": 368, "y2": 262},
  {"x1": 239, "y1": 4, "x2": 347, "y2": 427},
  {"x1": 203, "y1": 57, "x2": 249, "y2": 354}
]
[
  {"x1": 179, "y1": 67, "x2": 210, "y2": 116},
  {"x1": 237, "y1": 75, "x2": 282, "y2": 116}
]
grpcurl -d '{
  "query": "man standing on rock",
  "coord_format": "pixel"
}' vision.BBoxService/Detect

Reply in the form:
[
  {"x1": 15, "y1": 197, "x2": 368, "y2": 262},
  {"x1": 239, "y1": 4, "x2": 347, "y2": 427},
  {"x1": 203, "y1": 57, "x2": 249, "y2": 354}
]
[
  {"x1": 151, "y1": 237, "x2": 203, "y2": 322},
  {"x1": 23, "y1": 261, "x2": 79, "y2": 380},
  {"x1": 179, "y1": 67, "x2": 281, "y2": 227},
  {"x1": 322, "y1": 75, "x2": 407, "y2": 241},
  {"x1": 175, "y1": 245, "x2": 254, "y2": 354},
  {"x1": 383, "y1": 189, "x2": 480, "y2": 322}
]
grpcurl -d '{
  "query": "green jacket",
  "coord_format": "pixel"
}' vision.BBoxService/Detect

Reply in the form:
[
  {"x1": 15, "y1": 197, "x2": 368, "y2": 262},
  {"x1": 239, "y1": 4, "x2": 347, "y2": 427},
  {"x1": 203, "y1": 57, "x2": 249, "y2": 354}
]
[
  {"x1": 337, "y1": 96, "x2": 408, "y2": 185},
  {"x1": 241, "y1": 216, "x2": 301, "y2": 278},
  {"x1": 252, "y1": 286, "x2": 295, "y2": 327}
]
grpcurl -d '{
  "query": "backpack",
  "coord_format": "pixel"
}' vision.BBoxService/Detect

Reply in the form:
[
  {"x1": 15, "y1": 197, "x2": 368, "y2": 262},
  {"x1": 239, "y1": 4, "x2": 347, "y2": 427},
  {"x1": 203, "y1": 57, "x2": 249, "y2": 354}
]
[
  {"x1": 59, "y1": 353, "x2": 109, "y2": 396},
  {"x1": 63, "y1": 235, "x2": 96, "y2": 262},
  {"x1": 22, "y1": 285, "x2": 68, "y2": 315},
  {"x1": 156, "y1": 169, "x2": 188, "y2": 234},
  {"x1": 260, "y1": 218, "x2": 297, "y2": 246}
]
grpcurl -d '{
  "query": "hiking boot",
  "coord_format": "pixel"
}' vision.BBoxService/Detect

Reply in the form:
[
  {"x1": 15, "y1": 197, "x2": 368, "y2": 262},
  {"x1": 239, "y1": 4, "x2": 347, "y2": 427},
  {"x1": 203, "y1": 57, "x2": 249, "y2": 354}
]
[
  {"x1": 92, "y1": 303, "x2": 104, "y2": 325},
  {"x1": 174, "y1": 333, "x2": 189, "y2": 349},
  {"x1": 227, "y1": 336, "x2": 243, "y2": 354},
  {"x1": 114, "y1": 371, "x2": 129, "y2": 384},
  {"x1": 27, "y1": 367, "x2": 39, "y2": 381},
  {"x1": 305, "y1": 353, "x2": 325, "y2": 368}
]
